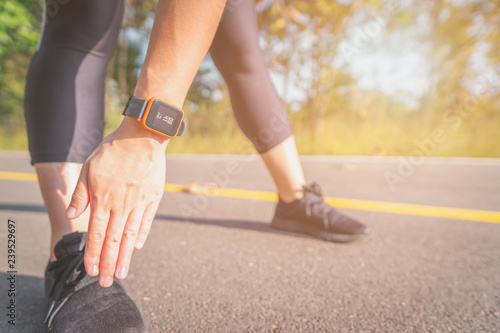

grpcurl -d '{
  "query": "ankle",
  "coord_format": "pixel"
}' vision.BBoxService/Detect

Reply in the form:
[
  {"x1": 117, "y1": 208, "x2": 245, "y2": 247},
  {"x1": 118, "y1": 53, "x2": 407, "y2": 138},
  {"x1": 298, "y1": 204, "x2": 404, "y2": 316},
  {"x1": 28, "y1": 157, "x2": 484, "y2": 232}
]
[
  {"x1": 50, "y1": 228, "x2": 87, "y2": 260},
  {"x1": 278, "y1": 187, "x2": 304, "y2": 203}
]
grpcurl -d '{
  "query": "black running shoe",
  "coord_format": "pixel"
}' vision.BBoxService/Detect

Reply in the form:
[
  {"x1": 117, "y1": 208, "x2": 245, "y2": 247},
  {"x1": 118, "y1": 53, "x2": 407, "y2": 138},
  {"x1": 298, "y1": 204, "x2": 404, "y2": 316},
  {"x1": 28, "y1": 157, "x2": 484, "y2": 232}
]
[
  {"x1": 271, "y1": 182, "x2": 370, "y2": 243},
  {"x1": 44, "y1": 231, "x2": 146, "y2": 333}
]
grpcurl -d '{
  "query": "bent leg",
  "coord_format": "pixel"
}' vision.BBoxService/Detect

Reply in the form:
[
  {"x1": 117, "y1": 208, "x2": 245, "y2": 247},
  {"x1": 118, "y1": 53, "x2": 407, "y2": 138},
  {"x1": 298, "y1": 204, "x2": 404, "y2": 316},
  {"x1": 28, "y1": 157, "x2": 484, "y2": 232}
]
[
  {"x1": 210, "y1": 0, "x2": 305, "y2": 201},
  {"x1": 211, "y1": 1, "x2": 369, "y2": 242},
  {"x1": 24, "y1": 0, "x2": 124, "y2": 258}
]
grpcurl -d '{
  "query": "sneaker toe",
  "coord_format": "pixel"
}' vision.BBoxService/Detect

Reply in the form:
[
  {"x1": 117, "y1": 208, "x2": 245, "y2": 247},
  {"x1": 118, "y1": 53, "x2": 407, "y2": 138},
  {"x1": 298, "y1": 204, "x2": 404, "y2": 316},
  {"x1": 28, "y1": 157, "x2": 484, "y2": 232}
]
[
  {"x1": 49, "y1": 281, "x2": 146, "y2": 333},
  {"x1": 328, "y1": 209, "x2": 369, "y2": 236}
]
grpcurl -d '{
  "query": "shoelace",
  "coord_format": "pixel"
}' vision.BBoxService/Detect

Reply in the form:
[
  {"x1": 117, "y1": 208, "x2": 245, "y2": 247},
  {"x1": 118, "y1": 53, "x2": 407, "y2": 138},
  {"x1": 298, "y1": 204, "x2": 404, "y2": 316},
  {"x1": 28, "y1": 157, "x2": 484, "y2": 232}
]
[
  {"x1": 302, "y1": 182, "x2": 331, "y2": 230},
  {"x1": 44, "y1": 251, "x2": 85, "y2": 323}
]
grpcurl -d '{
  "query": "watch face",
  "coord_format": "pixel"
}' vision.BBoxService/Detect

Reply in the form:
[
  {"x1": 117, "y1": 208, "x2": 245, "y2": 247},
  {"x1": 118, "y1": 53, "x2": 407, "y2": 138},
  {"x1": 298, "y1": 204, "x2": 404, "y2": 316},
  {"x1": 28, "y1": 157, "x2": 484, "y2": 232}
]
[{"x1": 144, "y1": 99, "x2": 183, "y2": 137}]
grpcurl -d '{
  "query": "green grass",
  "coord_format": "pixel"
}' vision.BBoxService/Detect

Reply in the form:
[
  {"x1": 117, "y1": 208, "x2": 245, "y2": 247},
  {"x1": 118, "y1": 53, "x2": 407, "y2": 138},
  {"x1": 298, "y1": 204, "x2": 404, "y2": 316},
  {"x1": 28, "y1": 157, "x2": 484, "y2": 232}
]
[
  {"x1": 0, "y1": 129, "x2": 28, "y2": 150},
  {"x1": 2, "y1": 111, "x2": 499, "y2": 157}
]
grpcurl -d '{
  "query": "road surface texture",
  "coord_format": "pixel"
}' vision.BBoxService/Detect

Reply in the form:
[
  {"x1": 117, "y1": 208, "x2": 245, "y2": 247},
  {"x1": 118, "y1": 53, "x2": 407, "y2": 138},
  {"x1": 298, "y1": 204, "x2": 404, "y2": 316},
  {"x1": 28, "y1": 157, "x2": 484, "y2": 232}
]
[{"x1": 0, "y1": 152, "x2": 499, "y2": 332}]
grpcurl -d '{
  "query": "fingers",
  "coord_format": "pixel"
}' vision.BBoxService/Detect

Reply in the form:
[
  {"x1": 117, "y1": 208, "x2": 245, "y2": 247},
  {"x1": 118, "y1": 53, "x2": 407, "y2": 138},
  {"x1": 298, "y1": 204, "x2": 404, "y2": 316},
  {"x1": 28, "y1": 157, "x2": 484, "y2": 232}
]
[
  {"x1": 135, "y1": 201, "x2": 160, "y2": 249},
  {"x1": 114, "y1": 201, "x2": 159, "y2": 279},
  {"x1": 115, "y1": 209, "x2": 143, "y2": 280},
  {"x1": 85, "y1": 204, "x2": 155, "y2": 287},
  {"x1": 84, "y1": 207, "x2": 110, "y2": 279},
  {"x1": 66, "y1": 165, "x2": 90, "y2": 219},
  {"x1": 97, "y1": 211, "x2": 129, "y2": 287}
]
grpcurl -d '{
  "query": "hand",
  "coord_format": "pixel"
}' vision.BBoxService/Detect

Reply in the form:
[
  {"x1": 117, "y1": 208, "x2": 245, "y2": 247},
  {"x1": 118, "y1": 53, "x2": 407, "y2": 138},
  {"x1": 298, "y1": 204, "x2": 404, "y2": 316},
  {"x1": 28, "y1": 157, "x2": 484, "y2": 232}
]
[{"x1": 66, "y1": 117, "x2": 168, "y2": 287}]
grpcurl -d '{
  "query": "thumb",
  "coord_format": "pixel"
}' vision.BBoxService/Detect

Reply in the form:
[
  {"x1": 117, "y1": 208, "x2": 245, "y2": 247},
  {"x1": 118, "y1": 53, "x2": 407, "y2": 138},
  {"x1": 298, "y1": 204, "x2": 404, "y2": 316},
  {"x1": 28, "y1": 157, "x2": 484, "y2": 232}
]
[{"x1": 66, "y1": 167, "x2": 90, "y2": 219}]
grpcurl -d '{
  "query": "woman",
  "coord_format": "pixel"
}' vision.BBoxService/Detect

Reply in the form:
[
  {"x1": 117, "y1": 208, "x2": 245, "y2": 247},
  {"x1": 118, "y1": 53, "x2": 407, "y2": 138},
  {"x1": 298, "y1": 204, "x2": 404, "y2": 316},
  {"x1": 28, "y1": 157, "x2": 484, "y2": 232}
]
[{"x1": 25, "y1": 0, "x2": 369, "y2": 331}]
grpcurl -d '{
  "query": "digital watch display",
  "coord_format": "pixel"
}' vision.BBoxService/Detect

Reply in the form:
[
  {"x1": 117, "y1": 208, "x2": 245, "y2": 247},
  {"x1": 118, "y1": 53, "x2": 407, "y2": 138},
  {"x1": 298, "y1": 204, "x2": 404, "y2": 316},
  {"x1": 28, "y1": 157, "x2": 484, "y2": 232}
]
[{"x1": 122, "y1": 96, "x2": 186, "y2": 138}]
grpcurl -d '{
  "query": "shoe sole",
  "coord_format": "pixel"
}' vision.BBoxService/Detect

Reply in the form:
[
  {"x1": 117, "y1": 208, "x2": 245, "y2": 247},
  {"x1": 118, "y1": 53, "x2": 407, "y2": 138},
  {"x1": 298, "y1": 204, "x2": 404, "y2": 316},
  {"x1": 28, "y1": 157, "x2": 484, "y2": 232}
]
[{"x1": 271, "y1": 217, "x2": 370, "y2": 243}]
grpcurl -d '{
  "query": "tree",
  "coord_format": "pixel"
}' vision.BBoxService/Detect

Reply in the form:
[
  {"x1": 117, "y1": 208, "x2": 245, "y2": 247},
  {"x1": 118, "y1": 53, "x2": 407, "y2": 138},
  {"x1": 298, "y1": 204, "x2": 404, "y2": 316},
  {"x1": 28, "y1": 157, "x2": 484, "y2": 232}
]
[{"x1": 0, "y1": 0, "x2": 41, "y2": 129}]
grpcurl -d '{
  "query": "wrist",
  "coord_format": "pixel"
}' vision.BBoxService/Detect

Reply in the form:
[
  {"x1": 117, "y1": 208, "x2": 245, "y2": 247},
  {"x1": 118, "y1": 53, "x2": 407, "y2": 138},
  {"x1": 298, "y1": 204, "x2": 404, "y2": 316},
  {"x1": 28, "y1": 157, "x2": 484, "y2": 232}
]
[
  {"x1": 134, "y1": 70, "x2": 186, "y2": 109},
  {"x1": 117, "y1": 116, "x2": 170, "y2": 148}
]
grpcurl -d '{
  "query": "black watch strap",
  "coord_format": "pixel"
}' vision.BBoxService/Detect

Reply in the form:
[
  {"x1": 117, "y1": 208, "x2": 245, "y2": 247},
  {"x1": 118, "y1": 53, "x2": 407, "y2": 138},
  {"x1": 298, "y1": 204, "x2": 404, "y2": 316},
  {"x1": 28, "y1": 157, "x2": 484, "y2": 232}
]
[
  {"x1": 122, "y1": 96, "x2": 148, "y2": 119},
  {"x1": 122, "y1": 96, "x2": 186, "y2": 136}
]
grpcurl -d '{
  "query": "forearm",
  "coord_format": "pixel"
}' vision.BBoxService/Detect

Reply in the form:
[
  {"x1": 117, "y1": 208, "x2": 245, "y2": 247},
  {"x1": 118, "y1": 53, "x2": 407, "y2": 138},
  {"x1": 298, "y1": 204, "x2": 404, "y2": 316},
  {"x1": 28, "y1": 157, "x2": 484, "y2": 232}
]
[
  {"x1": 134, "y1": 0, "x2": 227, "y2": 105},
  {"x1": 118, "y1": 0, "x2": 226, "y2": 147}
]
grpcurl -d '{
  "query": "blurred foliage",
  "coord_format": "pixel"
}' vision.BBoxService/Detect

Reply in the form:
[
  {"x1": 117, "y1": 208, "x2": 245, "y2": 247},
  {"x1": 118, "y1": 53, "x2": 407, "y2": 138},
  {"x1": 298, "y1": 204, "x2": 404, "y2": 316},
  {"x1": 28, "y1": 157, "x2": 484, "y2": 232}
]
[
  {"x1": 0, "y1": 0, "x2": 41, "y2": 129},
  {"x1": 0, "y1": 0, "x2": 499, "y2": 156}
]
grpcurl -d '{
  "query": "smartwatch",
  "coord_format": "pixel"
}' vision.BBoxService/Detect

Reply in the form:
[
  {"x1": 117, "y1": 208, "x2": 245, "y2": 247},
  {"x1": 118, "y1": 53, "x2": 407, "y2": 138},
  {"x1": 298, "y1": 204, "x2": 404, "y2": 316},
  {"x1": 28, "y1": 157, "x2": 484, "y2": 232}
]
[{"x1": 122, "y1": 96, "x2": 186, "y2": 138}]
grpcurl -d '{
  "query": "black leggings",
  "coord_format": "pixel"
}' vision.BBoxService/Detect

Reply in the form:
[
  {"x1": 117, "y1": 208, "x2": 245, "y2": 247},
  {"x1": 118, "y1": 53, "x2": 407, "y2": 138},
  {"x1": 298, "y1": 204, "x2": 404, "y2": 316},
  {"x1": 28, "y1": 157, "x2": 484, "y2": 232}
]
[{"x1": 24, "y1": 0, "x2": 292, "y2": 164}]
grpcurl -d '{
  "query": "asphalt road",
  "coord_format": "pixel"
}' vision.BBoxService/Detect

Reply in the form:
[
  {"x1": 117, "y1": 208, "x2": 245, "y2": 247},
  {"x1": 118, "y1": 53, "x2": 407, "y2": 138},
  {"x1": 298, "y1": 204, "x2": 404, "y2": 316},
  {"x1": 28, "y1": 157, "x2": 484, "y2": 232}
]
[{"x1": 0, "y1": 152, "x2": 499, "y2": 332}]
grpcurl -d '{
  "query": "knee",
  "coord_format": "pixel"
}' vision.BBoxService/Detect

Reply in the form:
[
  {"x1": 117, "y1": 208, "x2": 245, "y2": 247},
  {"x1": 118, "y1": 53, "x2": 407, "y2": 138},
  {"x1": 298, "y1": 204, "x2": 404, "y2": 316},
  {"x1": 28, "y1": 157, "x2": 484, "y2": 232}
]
[
  {"x1": 220, "y1": 50, "x2": 267, "y2": 82},
  {"x1": 213, "y1": 37, "x2": 266, "y2": 76}
]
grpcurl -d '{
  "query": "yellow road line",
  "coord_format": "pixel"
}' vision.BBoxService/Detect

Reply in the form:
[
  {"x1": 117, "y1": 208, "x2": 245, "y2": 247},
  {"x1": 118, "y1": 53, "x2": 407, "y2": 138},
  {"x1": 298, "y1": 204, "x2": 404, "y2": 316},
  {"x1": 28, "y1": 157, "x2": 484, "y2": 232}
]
[
  {"x1": 167, "y1": 185, "x2": 500, "y2": 224},
  {"x1": 0, "y1": 171, "x2": 38, "y2": 181},
  {"x1": 324, "y1": 197, "x2": 500, "y2": 223},
  {"x1": 1, "y1": 171, "x2": 499, "y2": 224},
  {"x1": 164, "y1": 183, "x2": 184, "y2": 192}
]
